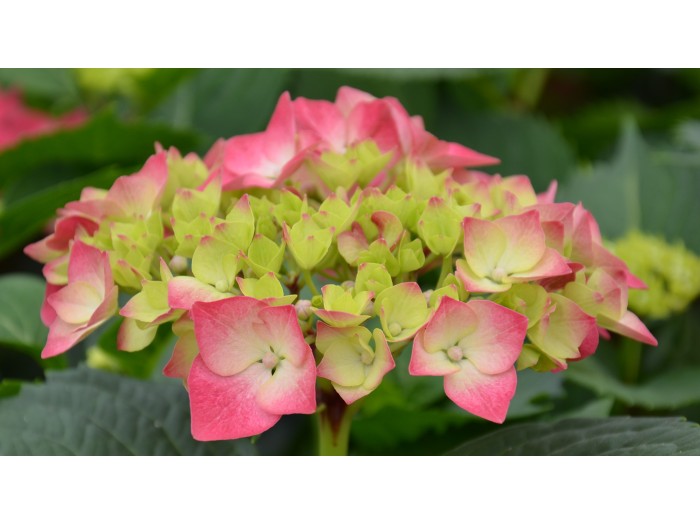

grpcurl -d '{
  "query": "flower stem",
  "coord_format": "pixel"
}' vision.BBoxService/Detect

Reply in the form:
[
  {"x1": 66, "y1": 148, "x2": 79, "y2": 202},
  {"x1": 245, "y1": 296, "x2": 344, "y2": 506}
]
[
  {"x1": 620, "y1": 338, "x2": 643, "y2": 384},
  {"x1": 303, "y1": 269, "x2": 320, "y2": 296},
  {"x1": 315, "y1": 387, "x2": 359, "y2": 456}
]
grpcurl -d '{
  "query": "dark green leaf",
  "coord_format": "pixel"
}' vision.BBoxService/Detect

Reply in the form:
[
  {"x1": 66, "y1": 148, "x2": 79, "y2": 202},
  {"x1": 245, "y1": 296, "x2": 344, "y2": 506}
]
[
  {"x1": 559, "y1": 120, "x2": 700, "y2": 252},
  {"x1": 333, "y1": 69, "x2": 489, "y2": 81},
  {"x1": 0, "y1": 274, "x2": 47, "y2": 354},
  {"x1": 448, "y1": 417, "x2": 700, "y2": 455},
  {"x1": 436, "y1": 111, "x2": 577, "y2": 191},
  {"x1": 0, "y1": 68, "x2": 80, "y2": 108},
  {"x1": 0, "y1": 110, "x2": 198, "y2": 192},
  {"x1": 0, "y1": 366, "x2": 247, "y2": 455},
  {"x1": 0, "y1": 166, "x2": 126, "y2": 258},
  {"x1": 151, "y1": 69, "x2": 291, "y2": 140},
  {"x1": 563, "y1": 357, "x2": 700, "y2": 410}
]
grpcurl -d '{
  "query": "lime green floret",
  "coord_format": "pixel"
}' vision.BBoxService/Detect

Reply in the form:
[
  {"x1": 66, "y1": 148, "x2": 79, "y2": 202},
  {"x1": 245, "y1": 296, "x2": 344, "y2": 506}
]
[{"x1": 610, "y1": 231, "x2": 700, "y2": 319}]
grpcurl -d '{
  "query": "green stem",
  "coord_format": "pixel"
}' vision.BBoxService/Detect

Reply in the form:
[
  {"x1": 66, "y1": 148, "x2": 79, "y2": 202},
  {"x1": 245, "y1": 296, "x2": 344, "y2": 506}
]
[
  {"x1": 437, "y1": 255, "x2": 453, "y2": 288},
  {"x1": 316, "y1": 387, "x2": 359, "y2": 456},
  {"x1": 302, "y1": 269, "x2": 320, "y2": 296},
  {"x1": 620, "y1": 338, "x2": 643, "y2": 384}
]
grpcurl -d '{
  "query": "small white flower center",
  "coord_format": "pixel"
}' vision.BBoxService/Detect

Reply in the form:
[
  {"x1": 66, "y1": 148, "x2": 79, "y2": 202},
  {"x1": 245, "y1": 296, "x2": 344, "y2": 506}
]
[
  {"x1": 388, "y1": 322, "x2": 403, "y2": 337},
  {"x1": 262, "y1": 351, "x2": 280, "y2": 370},
  {"x1": 491, "y1": 267, "x2": 507, "y2": 282},
  {"x1": 447, "y1": 346, "x2": 464, "y2": 362}
]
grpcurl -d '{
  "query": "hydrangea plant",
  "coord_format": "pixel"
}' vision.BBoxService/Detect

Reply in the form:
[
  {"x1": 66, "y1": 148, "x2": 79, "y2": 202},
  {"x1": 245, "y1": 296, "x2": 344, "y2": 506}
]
[{"x1": 25, "y1": 87, "x2": 657, "y2": 455}]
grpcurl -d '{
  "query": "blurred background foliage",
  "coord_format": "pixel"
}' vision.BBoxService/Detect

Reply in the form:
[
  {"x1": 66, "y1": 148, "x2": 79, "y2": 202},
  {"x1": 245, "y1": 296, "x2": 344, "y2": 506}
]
[{"x1": 1, "y1": 68, "x2": 700, "y2": 455}]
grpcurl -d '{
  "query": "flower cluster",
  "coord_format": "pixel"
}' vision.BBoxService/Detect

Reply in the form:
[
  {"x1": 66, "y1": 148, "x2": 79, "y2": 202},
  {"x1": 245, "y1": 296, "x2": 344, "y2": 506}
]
[
  {"x1": 610, "y1": 231, "x2": 700, "y2": 319},
  {"x1": 25, "y1": 87, "x2": 657, "y2": 440}
]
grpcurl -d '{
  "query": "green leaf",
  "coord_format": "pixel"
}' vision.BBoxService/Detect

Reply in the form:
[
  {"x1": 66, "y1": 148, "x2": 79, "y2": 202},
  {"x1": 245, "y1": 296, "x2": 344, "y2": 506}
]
[
  {"x1": 151, "y1": 69, "x2": 292, "y2": 139},
  {"x1": 563, "y1": 357, "x2": 700, "y2": 410},
  {"x1": 0, "y1": 68, "x2": 80, "y2": 107},
  {"x1": 553, "y1": 398, "x2": 615, "y2": 420},
  {"x1": 0, "y1": 166, "x2": 125, "y2": 258},
  {"x1": 447, "y1": 417, "x2": 700, "y2": 455},
  {"x1": 333, "y1": 69, "x2": 489, "y2": 81},
  {"x1": 435, "y1": 111, "x2": 577, "y2": 191},
  {"x1": 559, "y1": 120, "x2": 700, "y2": 252},
  {"x1": 0, "y1": 110, "x2": 198, "y2": 196},
  {"x1": 0, "y1": 274, "x2": 47, "y2": 354},
  {"x1": 0, "y1": 367, "x2": 248, "y2": 455}
]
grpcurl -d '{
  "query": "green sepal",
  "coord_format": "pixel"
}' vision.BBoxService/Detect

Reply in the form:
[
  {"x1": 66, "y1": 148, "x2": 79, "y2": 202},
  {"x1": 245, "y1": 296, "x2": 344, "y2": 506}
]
[
  {"x1": 417, "y1": 196, "x2": 462, "y2": 257},
  {"x1": 171, "y1": 177, "x2": 221, "y2": 223},
  {"x1": 283, "y1": 214, "x2": 334, "y2": 270},
  {"x1": 374, "y1": 283, "x2": 430, "y2": 342},
  {"x1": 237, "y1": 272, "x2": 296, "y2": 305},
  {"x1": 244, "y1": 234, "x2": 286, "y2": 277},
  {"x1": 191, "y1": 236, "x2": 241, "y2": 292},
  {"x1": 355, "y1": 262, "x2": 393, "y2": 295},
  {"x1": 397, "y1": 236, "x2": 425, "y2": 274}
]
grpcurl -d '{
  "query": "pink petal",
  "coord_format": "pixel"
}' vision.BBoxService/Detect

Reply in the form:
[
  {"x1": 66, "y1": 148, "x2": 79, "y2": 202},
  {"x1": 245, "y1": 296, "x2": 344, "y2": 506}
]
[
  {"x1": 40, "y1": 283, "x2": 62, "y2": 326},
  {"x1": 167, "y1": 276, "x2": 231, "y2": 310},
  {"x1": 335, "y1": 86, "x2": 376, "y2": 116},
  {"x1": 497, "y1": 211, "x2": 547, "y2": 273},
  {"x1": 264, "y1": 92, "x2": 297, "y2": 162},
  {"x1": 509, "y1": 248, "x2": 572, "y2": 282},
  {"x1": 419, "y1": 136, "x2": 500, "y2": 170},
  {"x1": 42, "y1": 319, "x2": 93, "y2": 358},
  {"x1": 191, "y1": 297, "x2": 268, "y2": 377},
  {"x1": 444, "y1": 361, "x2": 517, "y2": 424},
  {"x1": 67, "y1": 241, "x2": 109, "y2": 292},
  {"x1": 409, "y1": 329, "x2": 461, "y2": 377},
  {"x1": 599, "y1": 311, "x2": 658, "y2": 346},
  {"x1": 293, "y1": 97, "x2": 345, "y2": 152},
  {"x1": 422, "y1": 296, "x2": 477, "y2": 353},
  {"x1": 188, "y1": 357, "x2": 281, "y2": 441},
  {"x1": 460, "y1": 300, "x2": 528, "y2": 375},
  {"x1": 462, "y1": 217, "x2": 507, "y2": 278},
  {"x1": 456, "y1": 259, "x2": 511, "y2": 294},
  {"x1": 257, "y1": 305, "x2": 312, "y2": 367},
  {"x1": 47, "y1": 281, "x2": 102, "y2": 325},
  {"x1": 256, "y1": 356, "x2": 317, "y2": 415}
]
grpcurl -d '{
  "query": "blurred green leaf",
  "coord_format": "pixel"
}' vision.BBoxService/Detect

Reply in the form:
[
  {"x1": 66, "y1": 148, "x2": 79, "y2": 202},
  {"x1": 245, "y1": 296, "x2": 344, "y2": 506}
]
[
  {"x1": 0, "y1": 166, "x2": 125, "y2": 258},
  {"x1": 0, "y1": 68, "x2": 80, "y2": 108},
  {"x1": 559, "y1": 120, "x2": 700, "y2": 252},
  {"x1": 0, "y1": 274, "x2": 47, "y2": 355},
  {"x1": 0, "y1": 366, "x2": 247, "y2": 455},
  {"x1": 151, "y1": 69, "x2": 291, "y2": 140},
  {"x1": 563, "y1": 357, "x2": 700, "y2": 410},
  {"x1": 448, "y1": 417, "x2": 700, "y2": 455},
  {"x1": 553, "y1": 397, "x2": 615, "y2": 420},
  {"x1": 0, "y1": 380, "x2": 22, "y2": 399},
  {"x1": 333, "y1": 69, "x2": 488, "y2": 81},
  {"x1": 436, "y1": 111, "x2": 577, "y2": 191},
  {"x1": 0, "y1": 110, "x2": 198, "y2": 194}
]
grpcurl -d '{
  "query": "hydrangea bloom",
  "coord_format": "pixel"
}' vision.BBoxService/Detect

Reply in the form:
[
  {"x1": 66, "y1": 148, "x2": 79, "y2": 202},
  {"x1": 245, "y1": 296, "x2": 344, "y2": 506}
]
[{"x1": 26, "y1": 86, "x2": 657, "y2": 443}]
